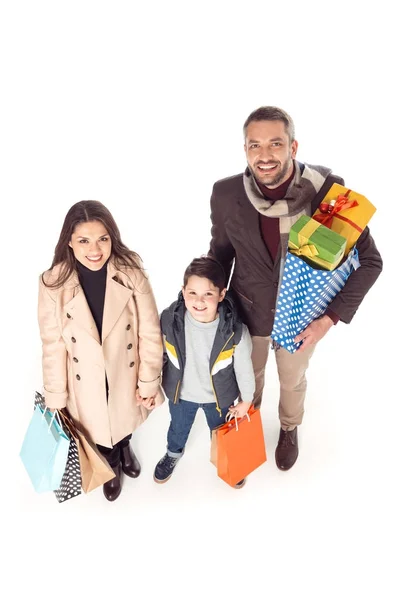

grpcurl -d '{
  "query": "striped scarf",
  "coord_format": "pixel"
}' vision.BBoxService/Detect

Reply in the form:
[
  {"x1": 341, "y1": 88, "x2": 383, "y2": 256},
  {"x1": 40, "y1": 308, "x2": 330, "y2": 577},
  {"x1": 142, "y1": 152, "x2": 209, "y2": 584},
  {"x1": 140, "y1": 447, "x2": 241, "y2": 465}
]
[{"x1": 243, "y1": 161, "x2": 333, "y2": 281}]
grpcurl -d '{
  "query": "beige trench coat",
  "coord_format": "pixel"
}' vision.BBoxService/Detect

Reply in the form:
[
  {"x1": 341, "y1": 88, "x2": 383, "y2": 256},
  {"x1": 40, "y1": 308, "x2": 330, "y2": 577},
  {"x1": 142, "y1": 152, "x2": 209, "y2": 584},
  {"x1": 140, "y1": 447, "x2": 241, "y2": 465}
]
[{"x1": 38, "y1": 259, "x2": 164, "y2": 447}]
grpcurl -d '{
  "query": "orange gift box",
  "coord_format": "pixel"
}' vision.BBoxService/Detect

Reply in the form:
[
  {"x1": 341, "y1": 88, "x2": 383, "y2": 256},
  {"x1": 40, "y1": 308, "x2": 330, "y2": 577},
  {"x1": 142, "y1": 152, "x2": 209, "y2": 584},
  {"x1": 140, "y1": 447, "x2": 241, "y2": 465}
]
[{"x1": 312, "y1": 183, "x2": 376, "y2": 255}]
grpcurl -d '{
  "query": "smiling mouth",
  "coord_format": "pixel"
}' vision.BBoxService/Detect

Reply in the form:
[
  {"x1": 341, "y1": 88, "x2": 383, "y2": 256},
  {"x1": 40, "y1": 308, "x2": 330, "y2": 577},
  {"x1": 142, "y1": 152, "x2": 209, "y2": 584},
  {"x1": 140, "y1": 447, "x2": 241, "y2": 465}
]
[
  {"x1": 193, "y1": 307, "x2": 206, "y2": 311},
  {"x1": 257, "y1": 163, "x2": 278, "y2": 172},
  {"x1": 86, "y1": 255, "x2": 103, "y2": 262}
]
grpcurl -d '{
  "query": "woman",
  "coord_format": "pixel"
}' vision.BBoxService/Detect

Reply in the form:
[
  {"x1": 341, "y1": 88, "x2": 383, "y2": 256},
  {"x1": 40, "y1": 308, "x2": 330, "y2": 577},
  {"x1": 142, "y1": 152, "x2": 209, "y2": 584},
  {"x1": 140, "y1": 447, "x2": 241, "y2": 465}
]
[{"x1": 38, "y1": 200, "x2": 164, "y2": 501}]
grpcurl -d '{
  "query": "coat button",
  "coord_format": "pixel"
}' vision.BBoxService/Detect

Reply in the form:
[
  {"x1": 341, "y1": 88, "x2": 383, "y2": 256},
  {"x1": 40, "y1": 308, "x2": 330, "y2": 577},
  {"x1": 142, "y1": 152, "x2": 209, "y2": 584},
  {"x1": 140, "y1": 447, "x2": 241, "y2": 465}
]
[
  {"x1": 271, "y1": 308, "x2": 275, "y2": 314},
  {"x1": 273, "y1": 282, "x2": 278, "y2": 288},
  {"x1": 76, "y1": 374, "x2": 81, "y2": 380},
  {"x1": 67, "y1": 313, "x2": 72, "y2": 319},
  {"x1": 71, "y1": 337, "x2": 76, "y2": 343},
  {"x1": 126, "y1": 324, "x2": 131, "y2": 330},
  {"x1": 129, "y1": 361, "x2": 135, "y2": 367},
  {"x1": 73, "y1": 357, "x2": 78, "y2": 363},
  {"x1": 127, "y1": 343, "x2": 133, "y2": 350}
]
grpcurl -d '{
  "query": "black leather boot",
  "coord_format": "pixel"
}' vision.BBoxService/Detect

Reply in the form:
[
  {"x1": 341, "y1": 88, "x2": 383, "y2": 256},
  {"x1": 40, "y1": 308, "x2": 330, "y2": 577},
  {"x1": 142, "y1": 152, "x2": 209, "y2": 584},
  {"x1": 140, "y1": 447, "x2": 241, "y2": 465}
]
[
  {"x1": 120, "y1": 444, "x2": 141, "y2": 478},
  {"x1": 103, "y1": 464, "x2": 122, "y2": 501}
]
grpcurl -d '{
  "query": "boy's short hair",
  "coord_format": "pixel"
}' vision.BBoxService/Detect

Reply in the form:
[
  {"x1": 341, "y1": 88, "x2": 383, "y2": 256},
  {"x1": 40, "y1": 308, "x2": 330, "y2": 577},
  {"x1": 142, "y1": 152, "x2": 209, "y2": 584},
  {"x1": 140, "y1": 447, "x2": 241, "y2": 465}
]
[{"x1": 183, "y1": 256, "x2": 226, "y2": 291}]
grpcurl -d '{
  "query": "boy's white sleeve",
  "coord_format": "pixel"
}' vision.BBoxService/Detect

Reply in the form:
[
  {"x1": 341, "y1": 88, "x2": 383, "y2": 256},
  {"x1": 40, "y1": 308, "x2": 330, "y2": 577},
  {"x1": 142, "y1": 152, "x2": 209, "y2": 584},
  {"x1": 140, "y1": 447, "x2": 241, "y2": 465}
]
[{"x1": 233, "y1": 325, "x2": 255, "y2": 403}]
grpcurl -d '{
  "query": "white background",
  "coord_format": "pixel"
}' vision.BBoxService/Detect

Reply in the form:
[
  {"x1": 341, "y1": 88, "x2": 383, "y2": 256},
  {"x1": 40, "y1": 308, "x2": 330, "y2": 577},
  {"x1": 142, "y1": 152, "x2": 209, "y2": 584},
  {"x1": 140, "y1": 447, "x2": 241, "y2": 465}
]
[{"x1": 1, "y1": 1, "x2": 399, "y2": 598}]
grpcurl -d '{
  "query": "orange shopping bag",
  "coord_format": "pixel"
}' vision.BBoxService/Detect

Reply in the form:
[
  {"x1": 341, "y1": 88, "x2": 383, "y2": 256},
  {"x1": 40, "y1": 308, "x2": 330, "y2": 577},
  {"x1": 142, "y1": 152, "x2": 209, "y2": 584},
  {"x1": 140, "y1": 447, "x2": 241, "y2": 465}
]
[{"x1": 215, "y1": 406, "x2": 267, "y2": 487}]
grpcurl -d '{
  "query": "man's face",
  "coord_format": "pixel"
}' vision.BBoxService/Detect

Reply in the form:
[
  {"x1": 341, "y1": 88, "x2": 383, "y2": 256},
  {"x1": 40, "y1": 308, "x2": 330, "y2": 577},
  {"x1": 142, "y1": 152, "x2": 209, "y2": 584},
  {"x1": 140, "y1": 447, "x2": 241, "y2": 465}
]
[{"x1": 244, "y1": 120, "x2": 298, "y2": 189}]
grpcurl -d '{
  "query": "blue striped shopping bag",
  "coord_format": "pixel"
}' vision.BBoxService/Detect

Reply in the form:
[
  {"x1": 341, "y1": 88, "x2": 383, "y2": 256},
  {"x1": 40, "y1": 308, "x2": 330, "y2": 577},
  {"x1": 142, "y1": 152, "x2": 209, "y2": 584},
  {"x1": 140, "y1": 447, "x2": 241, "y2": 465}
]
[{"x1": 271, "y1": 247, "x2": 360, "y2": 353}]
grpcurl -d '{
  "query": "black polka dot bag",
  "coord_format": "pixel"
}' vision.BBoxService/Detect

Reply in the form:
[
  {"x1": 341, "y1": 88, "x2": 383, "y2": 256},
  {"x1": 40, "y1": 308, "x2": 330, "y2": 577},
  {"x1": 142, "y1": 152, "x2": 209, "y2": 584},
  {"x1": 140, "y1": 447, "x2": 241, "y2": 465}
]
[
  {"x1": 53, "y1": 433, "x2": 82, "y2": 503},
  {"x1": 34, "y1": 392, "x2": 82, "y2": 503}
]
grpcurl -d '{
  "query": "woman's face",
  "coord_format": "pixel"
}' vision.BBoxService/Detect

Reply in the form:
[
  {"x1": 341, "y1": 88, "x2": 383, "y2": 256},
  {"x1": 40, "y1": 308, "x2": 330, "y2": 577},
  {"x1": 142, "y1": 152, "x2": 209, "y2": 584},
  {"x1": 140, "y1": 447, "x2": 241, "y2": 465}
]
[{"x1": 69, "y1": 220, "x2": 112, "y2": 271}]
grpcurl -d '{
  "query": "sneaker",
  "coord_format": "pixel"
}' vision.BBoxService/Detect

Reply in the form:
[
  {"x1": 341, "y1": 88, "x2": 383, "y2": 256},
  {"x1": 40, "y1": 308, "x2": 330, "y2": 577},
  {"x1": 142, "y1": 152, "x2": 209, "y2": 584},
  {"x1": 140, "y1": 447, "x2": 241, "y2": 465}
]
[
  {"x1": 234, "y1": 478, "x2": 246, "y2": 489},
  {"x1": 153, "y1": 453, "x2": 181, "y2": 483}
]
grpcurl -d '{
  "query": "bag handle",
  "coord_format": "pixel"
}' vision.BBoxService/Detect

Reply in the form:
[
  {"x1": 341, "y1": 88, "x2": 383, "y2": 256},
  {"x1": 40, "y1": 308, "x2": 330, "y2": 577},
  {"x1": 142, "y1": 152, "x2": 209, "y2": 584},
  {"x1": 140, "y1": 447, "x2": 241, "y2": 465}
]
[
  {"x1": 40, "y1": 405, "x2": 63, "y2": 432},
  {"x1": 35, "y1": 391, "x2": 63, "y2": 430},
  {"x1": 225, "y1": 411, "x2": 251, "y2": 431},
  {"x1": 58, "y1": 409, "x2": 79, "y2": 440}
]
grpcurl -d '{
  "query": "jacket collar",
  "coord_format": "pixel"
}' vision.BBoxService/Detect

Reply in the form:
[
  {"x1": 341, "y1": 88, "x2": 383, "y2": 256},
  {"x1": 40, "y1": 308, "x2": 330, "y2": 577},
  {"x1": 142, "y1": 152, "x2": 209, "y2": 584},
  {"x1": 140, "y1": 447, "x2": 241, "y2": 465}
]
[
  {"x1": 63, "y1": 261, "x2": 133, "y2": 344},
  {"x1": 170, "y1": 291, "x2": 237, "y2": 335}
]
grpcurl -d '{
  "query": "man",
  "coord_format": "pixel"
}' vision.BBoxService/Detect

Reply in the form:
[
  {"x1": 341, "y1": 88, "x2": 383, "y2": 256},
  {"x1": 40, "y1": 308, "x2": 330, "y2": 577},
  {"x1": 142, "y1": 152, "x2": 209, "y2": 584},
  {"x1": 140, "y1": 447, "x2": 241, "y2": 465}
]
[{"x1": 208, "y1": 106, "x2": 382, "y2": 471}]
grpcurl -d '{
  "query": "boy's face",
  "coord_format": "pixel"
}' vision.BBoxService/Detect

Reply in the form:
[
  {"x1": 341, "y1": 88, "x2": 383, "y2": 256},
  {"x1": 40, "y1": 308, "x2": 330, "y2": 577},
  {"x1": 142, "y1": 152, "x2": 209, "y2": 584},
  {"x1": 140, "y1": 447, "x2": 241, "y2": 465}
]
[{"x1": 182, "y1": 276, "x2": 226, "y2": 323}]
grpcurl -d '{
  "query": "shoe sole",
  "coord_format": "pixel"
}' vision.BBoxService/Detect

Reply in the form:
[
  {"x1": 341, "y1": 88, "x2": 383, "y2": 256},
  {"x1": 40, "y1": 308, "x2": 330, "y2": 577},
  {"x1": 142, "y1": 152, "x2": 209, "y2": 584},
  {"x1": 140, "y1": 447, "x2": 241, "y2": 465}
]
[
  {"x1": 234, "y1": 480, "x2": 246, "y2": 489},
  {"x1": 153, "y1": 473, "x2": 173, "y2": 484}
]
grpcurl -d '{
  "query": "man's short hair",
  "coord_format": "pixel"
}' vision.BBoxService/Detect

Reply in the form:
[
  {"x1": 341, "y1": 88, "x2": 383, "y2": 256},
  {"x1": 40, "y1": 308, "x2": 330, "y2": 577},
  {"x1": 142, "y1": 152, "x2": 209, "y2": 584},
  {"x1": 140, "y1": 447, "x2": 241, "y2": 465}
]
[{"x1": 243, "y1": 106, "x2": 295, "y2": 142}]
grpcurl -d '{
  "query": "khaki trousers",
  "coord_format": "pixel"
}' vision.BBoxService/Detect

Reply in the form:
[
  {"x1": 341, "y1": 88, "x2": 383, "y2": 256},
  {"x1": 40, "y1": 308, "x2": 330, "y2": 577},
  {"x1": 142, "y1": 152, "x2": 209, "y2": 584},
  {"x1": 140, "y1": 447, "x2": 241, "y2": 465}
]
[{"x1": 251, "y1": 336, "x2": 316, "y2": 431}]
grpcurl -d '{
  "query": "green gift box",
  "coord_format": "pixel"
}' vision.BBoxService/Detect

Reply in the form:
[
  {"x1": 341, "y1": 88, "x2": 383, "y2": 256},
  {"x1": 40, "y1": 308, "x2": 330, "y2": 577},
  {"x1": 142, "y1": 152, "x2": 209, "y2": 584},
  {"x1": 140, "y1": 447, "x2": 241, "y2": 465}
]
[{"x1": 288, "y1": 215, "x2": 347, "y2": 270}]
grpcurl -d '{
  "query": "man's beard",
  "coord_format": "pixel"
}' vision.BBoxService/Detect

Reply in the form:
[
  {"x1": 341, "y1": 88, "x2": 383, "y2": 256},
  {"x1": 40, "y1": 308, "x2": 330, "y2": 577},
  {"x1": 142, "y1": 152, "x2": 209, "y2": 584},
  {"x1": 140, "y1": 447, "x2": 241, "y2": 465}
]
[{"x1": 250, "y1": 156, "x2": 293, "y2": 189}]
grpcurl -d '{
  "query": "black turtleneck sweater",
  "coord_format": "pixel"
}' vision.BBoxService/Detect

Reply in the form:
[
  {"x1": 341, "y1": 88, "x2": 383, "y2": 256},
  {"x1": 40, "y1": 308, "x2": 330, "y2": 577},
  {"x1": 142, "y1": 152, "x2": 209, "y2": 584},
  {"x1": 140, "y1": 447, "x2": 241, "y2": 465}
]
[{"x1": 76, "y1": 260, "x2": 108, "y2": 340}]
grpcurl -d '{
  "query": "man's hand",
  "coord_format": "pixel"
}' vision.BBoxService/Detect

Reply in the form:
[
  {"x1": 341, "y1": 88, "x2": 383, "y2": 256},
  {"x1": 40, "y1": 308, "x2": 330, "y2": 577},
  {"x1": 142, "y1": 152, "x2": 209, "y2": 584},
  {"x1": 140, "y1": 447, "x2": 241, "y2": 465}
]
[{"x1": 294, "y1": 314, "x2": 334, "y2": 352}]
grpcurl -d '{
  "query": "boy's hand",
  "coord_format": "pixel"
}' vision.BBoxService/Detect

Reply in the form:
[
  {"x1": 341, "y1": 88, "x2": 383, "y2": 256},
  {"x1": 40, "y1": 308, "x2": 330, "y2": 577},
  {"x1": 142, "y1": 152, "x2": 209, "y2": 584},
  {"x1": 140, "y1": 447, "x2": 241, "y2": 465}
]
[
  {"x1": 136, "y1": 389, "x2": 156, "y2": 410},
  {"x1": 228, "y1": 401, "x2": 251, "y2": 419}
]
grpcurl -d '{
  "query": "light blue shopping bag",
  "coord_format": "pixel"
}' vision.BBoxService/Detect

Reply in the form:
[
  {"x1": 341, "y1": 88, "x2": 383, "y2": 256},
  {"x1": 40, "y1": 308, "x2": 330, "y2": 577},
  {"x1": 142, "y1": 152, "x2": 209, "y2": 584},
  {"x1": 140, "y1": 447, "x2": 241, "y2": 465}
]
[
  {"x1": 271, "y1": 247, "x2": 360, "y2": 353},
  {"x1": 20, "y1": 404, "x2": 70, "y2": 493}
]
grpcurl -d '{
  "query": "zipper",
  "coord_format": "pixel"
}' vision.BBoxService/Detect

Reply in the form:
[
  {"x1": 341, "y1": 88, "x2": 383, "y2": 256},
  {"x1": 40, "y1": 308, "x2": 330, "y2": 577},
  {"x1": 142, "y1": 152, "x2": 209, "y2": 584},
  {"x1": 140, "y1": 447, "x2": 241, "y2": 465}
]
[
  {"x1": 170, "y1": 325, "x2": 184, "y2": 405},
  {"x1": 174, "y1": 379, "x2": 181, "y2": 404},
  {"x1": 210, "y1": 332, "x2": 234, "y2": 416}
]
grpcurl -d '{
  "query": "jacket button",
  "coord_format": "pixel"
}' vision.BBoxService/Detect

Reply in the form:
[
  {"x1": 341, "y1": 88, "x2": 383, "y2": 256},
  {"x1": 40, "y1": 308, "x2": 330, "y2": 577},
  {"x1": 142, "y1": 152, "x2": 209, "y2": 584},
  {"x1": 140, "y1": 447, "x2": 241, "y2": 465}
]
[
  {"x1": 76, "y1": 374, "x2": 81, "y2": 380},
  {"x1": 273, "y1": 282, "x2": 278, "y2": 288},
  {"x1": 126, "y1": 324, "x2": 131, "y2": 330},
  {"x1": 129, "y1": 361, "x2": 135, "y2": 368},
  {"x1": 67, "y1": 313, "x2": 72, "y2": 319},
  {"x1": 271, "y1": 309, "x2": 275, "y2": 314},
  {"x1": 127, "y1": 343, "x2": 133, "y2": 350},
  {"x1": 71, "y1": 337, "x2": 76, "y2": 343},
  {"x1": 73, "y1": 357, "x2": 78, "y2": 363}
]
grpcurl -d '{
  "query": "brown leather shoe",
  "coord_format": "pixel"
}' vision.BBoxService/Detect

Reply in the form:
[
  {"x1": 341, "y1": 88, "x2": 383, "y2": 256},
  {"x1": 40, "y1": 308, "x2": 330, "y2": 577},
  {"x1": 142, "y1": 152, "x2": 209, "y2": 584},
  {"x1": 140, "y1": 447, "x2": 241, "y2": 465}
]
[
  {"x1": 275, "y1": 427, "x2": 299, "y2": 471},
  {"x1": 120, "y1": 444, "x2": 141, "y2": 478},
  {"x1": 103, "y1": 464, "x2": 122, "y2": 501}
]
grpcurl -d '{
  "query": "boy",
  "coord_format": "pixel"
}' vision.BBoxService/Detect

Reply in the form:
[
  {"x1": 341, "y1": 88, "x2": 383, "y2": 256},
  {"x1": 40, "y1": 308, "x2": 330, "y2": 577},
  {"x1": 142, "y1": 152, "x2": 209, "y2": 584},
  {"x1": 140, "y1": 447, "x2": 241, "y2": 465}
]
[{"x1": 153, "y1": 256, "x2": 255, "y2": 488}]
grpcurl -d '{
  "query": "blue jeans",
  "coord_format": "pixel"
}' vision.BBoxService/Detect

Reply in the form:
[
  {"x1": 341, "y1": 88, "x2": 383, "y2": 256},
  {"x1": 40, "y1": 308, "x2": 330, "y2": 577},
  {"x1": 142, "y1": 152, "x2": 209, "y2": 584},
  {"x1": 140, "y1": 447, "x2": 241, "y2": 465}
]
[{"x1": 167, "y1": 399, "x2": 230, "y2": 457}]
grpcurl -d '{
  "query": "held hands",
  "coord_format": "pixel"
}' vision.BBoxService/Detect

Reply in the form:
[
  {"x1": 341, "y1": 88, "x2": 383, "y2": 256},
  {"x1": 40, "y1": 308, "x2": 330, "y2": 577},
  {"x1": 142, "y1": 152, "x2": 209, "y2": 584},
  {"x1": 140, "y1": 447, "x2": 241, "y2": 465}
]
[
  {"x1": 228, "y1": 400, "x2": 251, "y2": 419},
  {"x1": 135, "y1": 389, "x2": 156, "y2": 410},
  {"x1": 294, "y1": 314, "x2": 334, "y2": 352}
]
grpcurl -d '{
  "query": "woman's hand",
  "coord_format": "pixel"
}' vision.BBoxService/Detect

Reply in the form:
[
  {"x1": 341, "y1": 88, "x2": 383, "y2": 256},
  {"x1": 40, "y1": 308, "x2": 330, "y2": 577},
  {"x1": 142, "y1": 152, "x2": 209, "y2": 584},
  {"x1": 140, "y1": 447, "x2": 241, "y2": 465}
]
[{"x1": 228, "y1": 401, "x2": 251, "y2": 419}]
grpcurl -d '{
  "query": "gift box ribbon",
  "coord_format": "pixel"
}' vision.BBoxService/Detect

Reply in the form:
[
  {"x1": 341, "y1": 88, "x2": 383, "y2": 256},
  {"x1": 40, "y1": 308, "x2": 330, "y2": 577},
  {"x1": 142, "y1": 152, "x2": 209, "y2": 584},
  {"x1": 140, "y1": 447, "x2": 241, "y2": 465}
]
[
  {"x1": 288, "y1": 217, "x2": 320, "y2": 257},
  {"x1": 314, "y1": 189, "x2": 362, "y2": 232}
]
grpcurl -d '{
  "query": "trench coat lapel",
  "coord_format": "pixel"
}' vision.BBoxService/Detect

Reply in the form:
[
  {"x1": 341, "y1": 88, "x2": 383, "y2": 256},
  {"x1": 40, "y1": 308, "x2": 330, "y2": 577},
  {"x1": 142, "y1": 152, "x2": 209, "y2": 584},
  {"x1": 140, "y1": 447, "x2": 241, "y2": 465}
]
[
  {"x1": 102, "y1": 263, "x2": 133, "y2": 344},
  {"x1": 63, "y1": 274, "x2": 101, "y2": 344}
]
